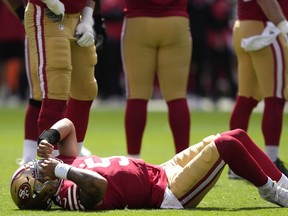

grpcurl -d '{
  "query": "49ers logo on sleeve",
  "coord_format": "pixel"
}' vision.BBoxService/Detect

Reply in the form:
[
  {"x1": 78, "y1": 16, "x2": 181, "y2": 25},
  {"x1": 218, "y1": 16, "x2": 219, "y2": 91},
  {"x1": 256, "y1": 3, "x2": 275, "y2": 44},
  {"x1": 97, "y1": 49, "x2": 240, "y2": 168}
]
[{"x1": 18, "y1": 183, "x2": 31, "y2": 204}]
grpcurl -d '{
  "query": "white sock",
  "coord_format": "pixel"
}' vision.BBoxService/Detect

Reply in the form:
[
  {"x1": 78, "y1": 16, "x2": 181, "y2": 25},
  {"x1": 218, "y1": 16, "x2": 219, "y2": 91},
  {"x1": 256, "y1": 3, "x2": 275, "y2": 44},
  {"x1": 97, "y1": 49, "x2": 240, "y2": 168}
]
[
  {"x1": 258, "y1": 177, "x2": 274, "y2": 193},
  {"x1": 277, "y1": 174, "x2": 288, "y2": 189},
  {"x1": 78, "y1": 142, "x2": 83, "y2": 156},
  {"x1": 78, "y1": 142, "x2": 92, "y2": 156},
  {"x1": 265, "y1": 146, "x2": 279, "y2": 162},
  {"x1": 127, "y1": 154, "x2": 140, "y2": 159},
  {"x1": 22, "y1": 139, "x2": 37, "y2": 164}
]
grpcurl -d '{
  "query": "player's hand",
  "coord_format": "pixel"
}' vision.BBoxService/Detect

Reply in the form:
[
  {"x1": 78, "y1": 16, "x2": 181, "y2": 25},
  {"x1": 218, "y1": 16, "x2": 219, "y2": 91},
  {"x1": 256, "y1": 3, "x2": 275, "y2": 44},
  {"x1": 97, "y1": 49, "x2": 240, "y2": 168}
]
[
  {"x1": 278, "y1": 20, "x2": 288, "y2": 46},
  {"x1": 42, "y1": 0, "x2": 65, "y2": 22},
  {"x1": 75, "y1": 7, "x2": 95, "y2": 47},
  {"x1": 93, "y1": 15, "x2": 107, "y2": 50},
  {"x1": 76, "y1": 23, "x2": 95, "y2": 47},
  {"x1": 38, "y1": 158, "x2": 61, "y2": 180},
  {"x1": 37, "y1": 140, "x2": 54, "y2": 158}
]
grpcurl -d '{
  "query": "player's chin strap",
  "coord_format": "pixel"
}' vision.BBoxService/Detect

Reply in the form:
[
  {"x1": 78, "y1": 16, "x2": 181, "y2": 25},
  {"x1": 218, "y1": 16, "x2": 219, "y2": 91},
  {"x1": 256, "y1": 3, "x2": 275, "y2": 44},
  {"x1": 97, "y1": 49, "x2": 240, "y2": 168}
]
[{"x1": 32, "y1": 159, "x2": 44, "y2": 180}]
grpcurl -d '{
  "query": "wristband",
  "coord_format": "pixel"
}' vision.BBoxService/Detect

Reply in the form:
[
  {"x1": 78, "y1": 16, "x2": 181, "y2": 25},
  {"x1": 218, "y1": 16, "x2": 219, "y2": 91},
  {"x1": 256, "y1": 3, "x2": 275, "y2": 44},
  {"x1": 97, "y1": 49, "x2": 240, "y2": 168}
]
[
  {"x1": 277, "y1": 20, "x2": 288, "y2": 42},
  {"x1": 54, "y1": 163, "x2": 71, "y2": 179},
  {"x1": 37, "y1": 129, "x2": 61, "y2": 145}
]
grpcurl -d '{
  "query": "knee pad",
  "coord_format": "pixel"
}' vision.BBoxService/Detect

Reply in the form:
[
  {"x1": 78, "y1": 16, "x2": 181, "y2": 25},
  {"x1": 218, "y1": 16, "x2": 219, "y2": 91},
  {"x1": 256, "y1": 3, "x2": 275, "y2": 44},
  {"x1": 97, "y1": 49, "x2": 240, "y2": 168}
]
[
  {"x1": 44, "y1": 37, "x2": 72, "y2": 99},
  {"x1": 70, "y1": 45, "x2": 98, "y2": 100},
  {"x1": 202, "y1": 134, "x2": 221, "y2": 146}
]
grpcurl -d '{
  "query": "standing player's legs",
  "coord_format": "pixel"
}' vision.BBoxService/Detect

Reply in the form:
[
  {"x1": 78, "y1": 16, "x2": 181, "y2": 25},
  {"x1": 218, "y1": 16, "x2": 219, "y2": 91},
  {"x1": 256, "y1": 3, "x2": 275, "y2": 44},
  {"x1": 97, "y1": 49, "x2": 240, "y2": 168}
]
[
  {"x1": 24, "y1": 4, "x2": 73, "y2": 154},
  {"x1": 67, "y1": 42, "x2": 97, "y2": 155},
  {"x1": 230, "y1": 21, "x2": 262, "y2": 132},
  {"x1": 121, "y1": 17, "x2": 158, "y2": 158},
  {"x1": 157, "y1": 17, "x2": 192, "y2": 153},
  {"x1": 252, "y1": 34, "x2": 288, "y2": 170}
]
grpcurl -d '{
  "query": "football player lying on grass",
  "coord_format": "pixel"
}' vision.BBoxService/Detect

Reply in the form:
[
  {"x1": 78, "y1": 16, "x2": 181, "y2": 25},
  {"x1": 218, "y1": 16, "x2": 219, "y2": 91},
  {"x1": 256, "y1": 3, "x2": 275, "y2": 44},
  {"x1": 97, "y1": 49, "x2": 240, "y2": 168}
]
[{"x1": 10, "y1": 118, "x2": 288, "y2": 210}]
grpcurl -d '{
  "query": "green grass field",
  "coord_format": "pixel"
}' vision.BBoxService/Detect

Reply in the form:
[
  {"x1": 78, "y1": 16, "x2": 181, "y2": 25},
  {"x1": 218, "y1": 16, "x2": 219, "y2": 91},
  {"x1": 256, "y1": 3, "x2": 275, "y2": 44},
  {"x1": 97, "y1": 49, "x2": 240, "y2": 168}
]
[{"x1": 1, "y1": 104, "x2": 288, "y2": 215}]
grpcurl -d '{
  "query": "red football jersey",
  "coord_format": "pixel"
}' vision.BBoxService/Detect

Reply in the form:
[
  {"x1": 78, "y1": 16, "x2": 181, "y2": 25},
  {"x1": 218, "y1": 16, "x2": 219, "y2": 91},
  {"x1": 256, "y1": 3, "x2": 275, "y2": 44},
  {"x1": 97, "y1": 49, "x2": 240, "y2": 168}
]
[
  {"x1": 238, "y1": 0, "x2": 288, "y2": 21},
  {"x1": 28, "y1": 0, "x2": 86, "y2": 13},
  {"x1": 124, "y1": 0, "x2": 188, "y2": 18},
  {"x1": 54, "y1": 155, "x2": 167, "y2": 210}
]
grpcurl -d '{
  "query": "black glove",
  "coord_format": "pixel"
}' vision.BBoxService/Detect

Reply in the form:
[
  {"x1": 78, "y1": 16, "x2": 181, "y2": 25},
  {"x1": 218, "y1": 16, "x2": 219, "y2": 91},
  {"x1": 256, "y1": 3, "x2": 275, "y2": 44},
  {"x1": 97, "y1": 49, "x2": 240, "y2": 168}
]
[
  {"x1": 93, "y1": 15, "x2": 107, "y2": 50},
  {"x1": 45, "y1": 8, "x2": 63, "y2": 23}
]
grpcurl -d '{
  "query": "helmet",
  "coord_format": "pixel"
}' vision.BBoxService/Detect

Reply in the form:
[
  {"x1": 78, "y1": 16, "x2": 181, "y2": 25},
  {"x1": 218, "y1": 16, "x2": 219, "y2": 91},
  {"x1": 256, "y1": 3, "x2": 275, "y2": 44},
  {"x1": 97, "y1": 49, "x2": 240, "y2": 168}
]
[{"x1": 10, "y1": 159, "x2": 62, "y2": 209}]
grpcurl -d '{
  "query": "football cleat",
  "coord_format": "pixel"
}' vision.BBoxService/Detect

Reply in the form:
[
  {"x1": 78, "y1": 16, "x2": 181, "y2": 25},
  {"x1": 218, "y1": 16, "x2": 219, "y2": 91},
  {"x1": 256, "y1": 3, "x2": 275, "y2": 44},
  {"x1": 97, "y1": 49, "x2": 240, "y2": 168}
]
[
  {"x1": 10, "y1": 159, "x2": 62, "y2": 209},
  {"x1": 228, "y1": 168, "x2": 243, "y2": 180},
  {"x1": 259, "y1": 181, "x2": 288, "y2": 207},
  {"x1": 274, "y1": 158, "x2": 288, "y2": 178}
]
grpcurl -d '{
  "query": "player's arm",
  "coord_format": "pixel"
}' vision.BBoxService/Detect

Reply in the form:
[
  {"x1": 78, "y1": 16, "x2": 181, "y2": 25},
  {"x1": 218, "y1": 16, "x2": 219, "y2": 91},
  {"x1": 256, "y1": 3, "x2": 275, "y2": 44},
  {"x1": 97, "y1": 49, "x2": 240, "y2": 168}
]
[
  {"x1": 256, "y1": 0, "x2": 288, "y2": 43},
  {"x1": 37, "y1": 118, "x2": 78, "y2": 158},
  {"x1": 39, "y1": 158, "x2": 108, "y2": 209}
]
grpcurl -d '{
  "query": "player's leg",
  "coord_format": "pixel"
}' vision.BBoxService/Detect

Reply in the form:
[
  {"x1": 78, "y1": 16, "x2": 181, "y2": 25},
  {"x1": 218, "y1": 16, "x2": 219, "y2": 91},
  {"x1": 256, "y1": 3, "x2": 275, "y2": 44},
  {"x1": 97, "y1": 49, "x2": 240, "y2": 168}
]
[
  {"x1": 24, "y1": 4, "x2": 72, "y2": 137},
  {"x1": 67, "y1": 42, "x2": 97, "y2": 155},
  {"x1": 221, "y1": 129, "x2": 288, "y2": 187},
  {"x1": 230, "y1": 20, "x2": 261, "y2": 132},
  {"x1": 252, "y1": 32, "x2": 288, "y2": 174},
  {"x1": 215, "y1": 135, "x2": 288, "y2": 207},
  {"x1": 121, "y1": 17, "x2": 157, "y2": 158},
  {"x1": 157, "y1": 17, "x2": 192, "y2": 153},
  {"x1": 166, "y1": 135, "x2": 288, "y2": 208},
  {"x1": 164, "y1": 139, "x2": 225, "y2": 208},
  {"x1": 19, "y1": 36, "x2": 42, "y2": 166}
]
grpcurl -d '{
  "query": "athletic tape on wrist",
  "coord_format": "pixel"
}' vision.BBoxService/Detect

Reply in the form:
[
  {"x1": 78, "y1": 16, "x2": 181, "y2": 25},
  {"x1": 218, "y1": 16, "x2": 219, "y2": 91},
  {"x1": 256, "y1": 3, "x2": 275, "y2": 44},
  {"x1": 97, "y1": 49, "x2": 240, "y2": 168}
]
[
  {"x1": 54, "y1": 163, "x2": 71, "y2": 179},
  {"x1": 37, "y1": 129, "x2": 61, "y2": 145}
]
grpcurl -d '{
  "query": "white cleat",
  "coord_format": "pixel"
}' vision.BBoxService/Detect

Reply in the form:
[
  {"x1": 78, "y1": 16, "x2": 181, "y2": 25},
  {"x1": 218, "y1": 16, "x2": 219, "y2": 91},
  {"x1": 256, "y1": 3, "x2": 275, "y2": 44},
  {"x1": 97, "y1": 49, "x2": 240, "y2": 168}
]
[{"x1": 259, "y1": 181, "x2": 288, "y2": 207}]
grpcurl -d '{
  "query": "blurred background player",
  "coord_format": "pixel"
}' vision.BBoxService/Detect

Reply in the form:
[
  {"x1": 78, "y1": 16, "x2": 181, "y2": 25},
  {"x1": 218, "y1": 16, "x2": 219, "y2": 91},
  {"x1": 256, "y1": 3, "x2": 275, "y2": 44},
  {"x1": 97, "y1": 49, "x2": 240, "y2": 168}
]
[
  {"x1": 95, "y1": 0, "x2": 125, "y2": 101},
  {"x1": 121, "y1": 0, "x2": 192, "y2": 158},
  {"x1": 0, "y1": 1, "x2": 26, "y2": 105},
  {"x1": 16, "y1": 0, "x2": 106, "y2": 165},
  {"x1": 229, "y1": 0, "x2": 288, "y2": 177}
]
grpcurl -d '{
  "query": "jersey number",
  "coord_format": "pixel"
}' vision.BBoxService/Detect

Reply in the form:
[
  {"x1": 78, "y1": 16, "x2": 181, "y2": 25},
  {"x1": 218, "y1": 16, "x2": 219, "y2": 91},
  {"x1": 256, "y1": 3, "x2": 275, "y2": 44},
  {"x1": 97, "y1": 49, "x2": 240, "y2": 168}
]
[{"x1": 84, "y1": 156, "x2": 130, "y2": 168}]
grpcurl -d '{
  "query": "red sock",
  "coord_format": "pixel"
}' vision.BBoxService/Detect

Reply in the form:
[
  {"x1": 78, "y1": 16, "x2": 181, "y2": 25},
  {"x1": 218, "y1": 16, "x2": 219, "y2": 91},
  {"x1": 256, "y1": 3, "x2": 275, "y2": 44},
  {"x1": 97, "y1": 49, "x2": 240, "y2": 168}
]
[
  {"x1": 125, "y1": 99, "x2": 148, "y2": 155},
  {"x1": 38, "y1": 98, "x2": 67, "y2": 135},
  {"x1": 221, "y1": 129, "x2": 282, "y2": 181},
  {"x1": 167, "y1": 98, "x2": 190, "y2": 153},
  {"x1": 65, "y1": 98, "x2": 93, "y2": 142},
  {"x1": 24, "y1": 99, "x2": 41, "y2": 140},
  {"x1": 262, "y1": 97, "x2": 285, "y2": 146},
  {"x1": 229, "y1": 96, "x2": 258, "y2": 130},
  {"x1": 215, "y1": 136, "x2": 268, "y2": 187}
]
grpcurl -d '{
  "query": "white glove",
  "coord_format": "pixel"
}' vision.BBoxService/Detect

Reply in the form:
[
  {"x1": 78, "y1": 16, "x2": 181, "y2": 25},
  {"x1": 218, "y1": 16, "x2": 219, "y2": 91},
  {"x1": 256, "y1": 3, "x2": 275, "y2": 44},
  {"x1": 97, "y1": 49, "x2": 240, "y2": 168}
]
[
  {"x1": 278, "y1": 20, "x2": 288, "y2": 46},
  {"x1": 75, "y1": 7, "x2": 95, "y2": 47},
  {"x1": 42, "y1": 0, "x2": 65, "y2": 16}
]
